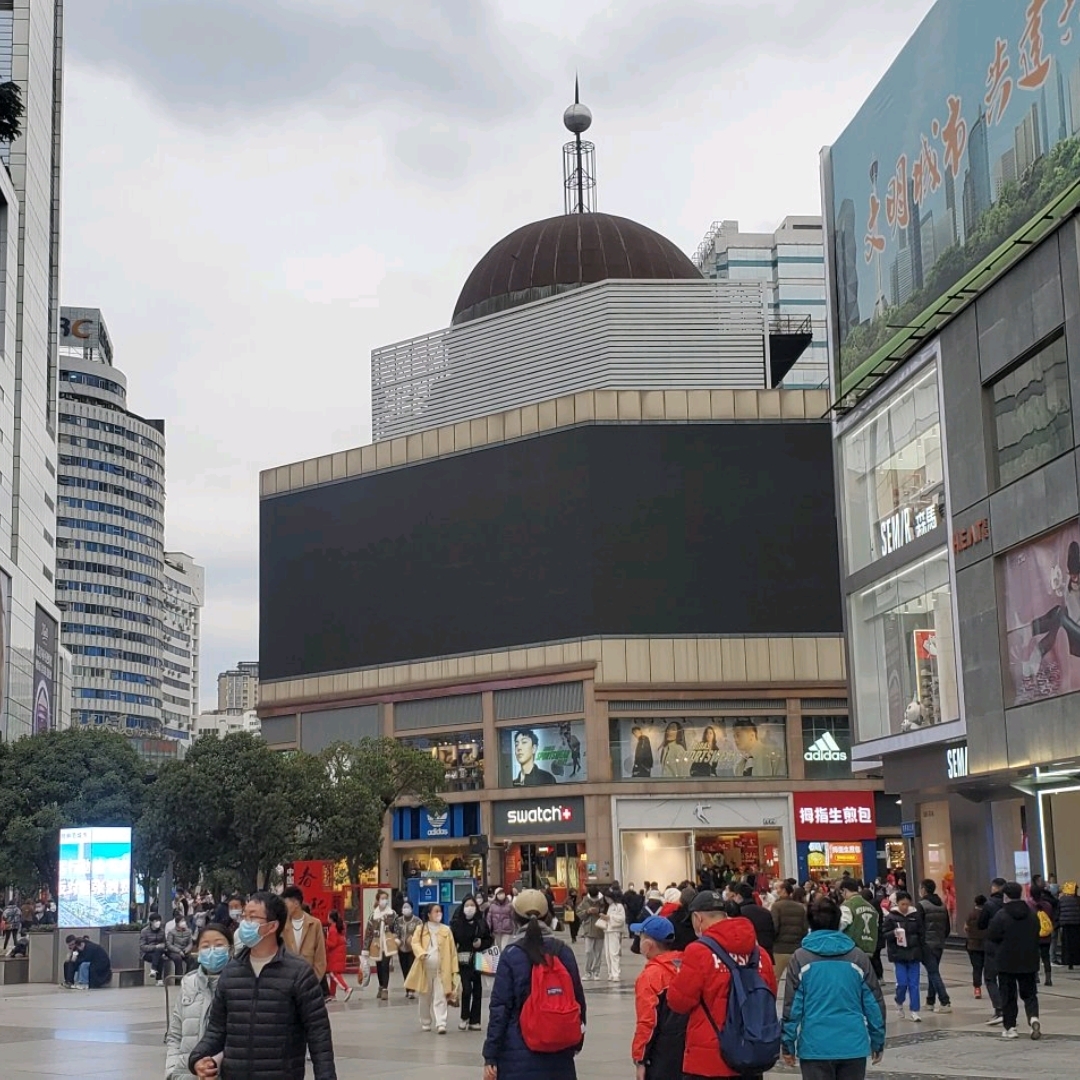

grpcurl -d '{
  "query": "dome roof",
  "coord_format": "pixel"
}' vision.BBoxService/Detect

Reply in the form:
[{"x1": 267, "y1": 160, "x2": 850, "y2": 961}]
[{"x1": 452, "y1": 212, "x2": 702, "y2": 325}]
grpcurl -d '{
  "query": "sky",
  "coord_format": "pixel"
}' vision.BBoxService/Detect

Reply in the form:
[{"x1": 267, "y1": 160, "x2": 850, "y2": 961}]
[{"x1": 60, "y1": 0, "x2": 936, "y2": 708}]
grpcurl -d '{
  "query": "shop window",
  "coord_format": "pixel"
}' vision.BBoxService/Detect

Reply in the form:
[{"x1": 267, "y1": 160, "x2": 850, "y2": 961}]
[
  {"x1": 399, "y1": 731, "x2": 484, "y2": 791},
  {"x1": 840, "y1": 365, "x2": 944, "y2": 575},
  {"x1": 608, "y1": 716, "x2": 787, "y2": 780},
  {"x1": 498, "y1": 721, "x2": 586, "y2": 787},
  {"x1": 991, "y1": 333, "x2": 1072, "y2": 489},
  {"x1": 848, "y1": 549, "x2": 959, "y2": 741}
]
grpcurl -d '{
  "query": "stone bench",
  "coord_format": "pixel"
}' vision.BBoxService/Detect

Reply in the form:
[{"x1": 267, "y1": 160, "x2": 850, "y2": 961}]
[
  {"x1": 115, "y1": 967, "x2": 145, "y2": 988},
  {"x1": 0, "y1": 957, "x2": 29, "y2": 984}
]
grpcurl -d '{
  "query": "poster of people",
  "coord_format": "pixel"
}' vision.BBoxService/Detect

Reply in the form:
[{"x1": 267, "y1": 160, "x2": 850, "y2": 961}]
[
  {"x1": 1001, "y1": 520, "x2": 1080, "y2": 707},
  {"x1": 614, "y1": 717, "x2": 788, "y2": 779},
  {"x1": 498, "y1": 721, "x2": 587, "y2": 786}
]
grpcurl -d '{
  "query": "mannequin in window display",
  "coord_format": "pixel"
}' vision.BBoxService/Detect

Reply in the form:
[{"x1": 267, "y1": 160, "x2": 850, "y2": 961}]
[{"x1": 1023, "y1": 540, "x2": 1080, "y2": 678}]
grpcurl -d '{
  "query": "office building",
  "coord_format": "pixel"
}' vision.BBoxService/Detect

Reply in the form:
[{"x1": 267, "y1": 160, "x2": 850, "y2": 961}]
[
  {"x1": 217, "y1": 661, "x2": 258, "y2": 713},
  {"x1": 693, "y1": 217, "x2": 828, "y2": 388},
  {"x1": 57, "y1": 306, "x2": 169, "y2": 738},
  {"x1": 0, "y1": 2, "x2": 65, "y2": 740},
  {"x1": 163, "y1": 551, "x2": 204, "y2": 738}
]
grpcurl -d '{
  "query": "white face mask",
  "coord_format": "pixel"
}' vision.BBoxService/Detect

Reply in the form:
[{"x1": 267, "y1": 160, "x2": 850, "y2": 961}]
[
  {"x1": 463, "y1": 904, "x2": 477, "y2": 918},
  {"x1": 401, "y1": 907, "x2": 413, "y2": 918}
]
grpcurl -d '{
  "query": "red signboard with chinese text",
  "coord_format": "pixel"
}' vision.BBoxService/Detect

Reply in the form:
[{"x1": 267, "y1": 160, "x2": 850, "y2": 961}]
[
  {"x1": 284, "y1": 860, "x2": 338, "y2": 923},
  {"x1": 793, "y1": 792, "x2": 877, "y2": 841}
]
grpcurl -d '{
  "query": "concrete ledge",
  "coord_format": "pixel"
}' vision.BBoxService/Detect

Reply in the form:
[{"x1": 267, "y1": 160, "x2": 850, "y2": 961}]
[{"x1": 0, "y1": 957, "x2": 29, "y2": 984}]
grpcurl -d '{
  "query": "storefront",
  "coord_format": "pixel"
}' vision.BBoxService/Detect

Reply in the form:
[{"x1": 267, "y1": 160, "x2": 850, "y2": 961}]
[
  {"x1": 793, "y1": 791, "x2": 877, "y2": 885},
  {"x1": 613, "y1": 796, "x2": 793, "y2": 887},
  {"x1": 398, "y1": 731, "x2": 484, "y2": 792},
  {"x1": 492, "y1": 796, "x2": 587, "y2": 901},
  {"x1": 839, "y1": 356, "x2": 961, "y2": 745},
  {"x1": 393, "y1": 802, "x2": 482, "y2": 885}
]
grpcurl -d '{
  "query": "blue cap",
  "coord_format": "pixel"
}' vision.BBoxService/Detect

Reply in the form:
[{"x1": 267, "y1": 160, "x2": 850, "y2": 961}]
[{"x1": 629, "y1": 915, "x2": 675, "y2": 942}]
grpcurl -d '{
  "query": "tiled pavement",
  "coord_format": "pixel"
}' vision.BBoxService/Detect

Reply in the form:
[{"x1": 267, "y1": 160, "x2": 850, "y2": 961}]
[{"x1": 1, "y1": 945, "x2": 1077, "y2": 1079}]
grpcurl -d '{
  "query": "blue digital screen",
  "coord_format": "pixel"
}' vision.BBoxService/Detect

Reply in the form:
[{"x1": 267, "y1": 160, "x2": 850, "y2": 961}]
[{"x1": 58, "y1": 826, "x2": 132, "y2": 927}]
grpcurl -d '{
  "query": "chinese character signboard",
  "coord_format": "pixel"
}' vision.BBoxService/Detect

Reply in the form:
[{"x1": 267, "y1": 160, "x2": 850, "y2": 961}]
[
  {"x1": 826, "y1": 0, "x2": 1080, "y2": 401},
  {"x1": 793, "y1": 791, "x2": 877, "y2": 840}
]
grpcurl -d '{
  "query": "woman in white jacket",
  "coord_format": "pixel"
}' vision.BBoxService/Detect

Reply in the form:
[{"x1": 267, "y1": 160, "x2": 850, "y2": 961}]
[
  {"x1": 164, "y1": 923, "x2": 231, "y2": 1080},
  {"x1": 602, "y1": 891, "x2": 627, "y2": 981}
]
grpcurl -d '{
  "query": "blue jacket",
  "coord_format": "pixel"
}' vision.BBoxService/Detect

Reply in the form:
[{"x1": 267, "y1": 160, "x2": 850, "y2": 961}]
[
  {"x1": 482, "y1": 932, "x2": 587, "y2": 1080},
  {"x1": 782, "y1": 930, "x2": 885, "y2": 1060}
]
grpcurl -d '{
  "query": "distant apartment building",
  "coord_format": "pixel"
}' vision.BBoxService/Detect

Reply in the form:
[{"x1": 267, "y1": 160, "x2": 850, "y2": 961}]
[
  {"x1": 162, "y1": 552, "x2": 205, "y2": 738},
  {"x1": 217, "y1": 661, "x2": 258, "y2": 713},
  {"x1": 693, "y1": 217, "x2": 827, "y2": 388}
]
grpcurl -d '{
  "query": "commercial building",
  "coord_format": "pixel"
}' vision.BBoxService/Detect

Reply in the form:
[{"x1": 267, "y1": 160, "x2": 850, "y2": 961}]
[
  {"x1": 823, "y1": 0, "x2": 1080, "y2": 913},
  {"x1": 0, "y1": 1, "x2": 66, "y2": 740},
  {"x1": 217, "y1": 660, "x2": 258, "y2": 713},
  {"x1": 163, "y1": 551, "x2": 205, "y2": 738},
  {"x1": 694, "y1": 218, "x2": 828, "y2": 389},
  {"x1": 57, "y1": 306, "x2": 168, "y2": 738},
  {"x1": 193, "y1": 709, "x2": 260, "y2": 740}
]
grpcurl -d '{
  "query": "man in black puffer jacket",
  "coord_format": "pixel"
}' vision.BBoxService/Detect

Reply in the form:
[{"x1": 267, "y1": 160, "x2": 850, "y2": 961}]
[
  {"x1": 919, "y1": 879, "x2": 952, "y2": 1011},
  {"x1": 736, "y1": 882, "x2": 776, "y2": 958},
  {"x1": 189, "y1": 891, "x2": 336, "y2": 1080}
]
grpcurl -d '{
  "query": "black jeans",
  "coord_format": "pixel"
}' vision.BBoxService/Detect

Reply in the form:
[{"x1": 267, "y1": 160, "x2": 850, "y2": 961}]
[
  {"x1": 568, "y1": 919, "x2": 579, "y2": 943},
  {"x1": 375, "y1": 956, "x2": 391, "y2": 990},
  {"x1": 399, "y1": 949, "x2": 415, "y2": 986},
  {"x1": 1039, "y1": 942, "x2": 1052, "y2": 980},
  {"x1": 143, "y1": 946, "x2": 167, "y2": 978},
  {"x1": 969, "y1": 950, "x2": 984, "y2": 987},
  {"x1": 999, "y1": 971, "x2": 1039, "y2": 1031},
  {"x1": 869, "y1": 948, "x2": 883, "y2": 981},
  {"x1": 460, "y1": 965, "x2": 483, "y2": 1025},
  {"x1": 799, "y1": 1061, "x2": 867, "y2": 1080},
  {"x1": 2, "y1": 927, "x2": 18, "y2": 950},
  {"x1": 62, "y1": 958, "x2": 79, "y2": 985}
]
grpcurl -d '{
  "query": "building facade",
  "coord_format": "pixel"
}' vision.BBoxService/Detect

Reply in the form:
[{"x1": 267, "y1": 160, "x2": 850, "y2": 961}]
[
  {"x1": 193, "y1": 708, "x2": 260, "y2": 740},
  {"x1": 163, "y1": 551, "x2": 204, "y2": 739},
  {"x1": 0, "y1": 1, "x2": 66, "y2": 740},
  {"x1": 217, "y1": 661, "x2": 258, "y2": 713},
  {"x1": 694, "y1": 218, "x2": 828, "y2": 389},
  {"x1": 823, "y1": 0, "x2": 1080, "y2": 913},
  {"x1": 57, "y1": 306, "x2": 169, "y2": 738}
]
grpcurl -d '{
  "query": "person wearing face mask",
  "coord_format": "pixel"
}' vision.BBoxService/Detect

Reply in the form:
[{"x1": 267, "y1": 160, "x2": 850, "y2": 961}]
[
  {"x1": 451, "y1": 894, "x2": 494, "y2": 1031},
  {"x1": 189, "y1": 892, "x2": 336, "y2": 1080},
  {"x1": 403, "y1": 903, "x2": 457, "y2": 1034},
  {"x1": 166, "y1": 915, "x2": 195, "y2": 976},
  {"x1": 140, "y1": 912, "x2": 168, "y2": 985},
  {"x1": 281, "y1": 886, "x2": 327, "y2": 985},
  {"x1": 577, "y1": 885, "x2": 605, "y2": 980},
  {"x1": 397, "y1": 901, "x2": 422, "y2": 998},
  {"x1": 165, "y1": 924, "x2": 232, "y2": 1080},
  {"x1": 324, "y1": 909, "x2": 352, "y2": 1002},
  {"x1": 486, "y1": 887, "x2": 515, "y2": 951},
  {"x1": 362, "y1": 890, "x2": 401, "y2": 1001}
]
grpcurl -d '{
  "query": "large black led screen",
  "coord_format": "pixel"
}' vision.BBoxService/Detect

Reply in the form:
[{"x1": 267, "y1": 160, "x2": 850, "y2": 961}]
[{"x1": 261, "y1": 423, "x2": 842, "y2": 680}]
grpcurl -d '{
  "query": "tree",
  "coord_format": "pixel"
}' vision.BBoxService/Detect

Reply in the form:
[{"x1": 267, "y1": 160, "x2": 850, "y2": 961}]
[
  {"x1": 0, "y1": 82, "x2": 22, "y2": 144},
  {"x1": 305, "y1": 738, "x2": 446, "y2": 884},
  {"x1": 0, "y1": 729, "x2": 146, "y2": 893}
]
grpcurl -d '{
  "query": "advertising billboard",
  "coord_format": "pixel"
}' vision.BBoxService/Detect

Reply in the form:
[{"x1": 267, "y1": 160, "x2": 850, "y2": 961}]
[
  {"x1": 0, "y1": 570, "x2": 9, "y2": 735},
  {"x1": 58, "y1": 826, "x2": 132, "y2": 927},
  {"x1": 801, "y1": 715, "x2": 852, "y2": 779},
  {"x1": 32, "y1": 606, "x2": 57, "y2": 734},
  {"x1": 827, "y1": 0, "x2": 1080, "y2": 400},
  {"x1": 59, "y1": 306, "x2": 113, "y2": 364},
  {"x1": 611, "y1": 716, "x2": 788, "y2": 780},
  {"x1": 498, "y1": 721, "x2": 587, "y2": 787},
  {"x1": 1001, "y1": 518, "x2": 1080, "y2": 706}
]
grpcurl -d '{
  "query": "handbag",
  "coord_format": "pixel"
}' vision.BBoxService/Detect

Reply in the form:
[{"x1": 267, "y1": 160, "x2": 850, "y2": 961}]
[
  {"x1": 474, "y1": 946, "x2": 500, "y2": 976},
  {"x1": 594, "y1": 917, "x2": 609, "y2": 933}
]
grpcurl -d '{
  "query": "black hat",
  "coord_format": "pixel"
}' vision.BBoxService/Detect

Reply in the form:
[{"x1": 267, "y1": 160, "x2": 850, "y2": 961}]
[{"x1": 688, "y1": 890, "x2": 726, "y2": 913}]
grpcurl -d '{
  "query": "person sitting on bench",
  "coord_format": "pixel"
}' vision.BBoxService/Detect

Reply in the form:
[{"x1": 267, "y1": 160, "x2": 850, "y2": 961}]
[{"x1": 62, "y1": 935, "x2": 112, "y2": 989}]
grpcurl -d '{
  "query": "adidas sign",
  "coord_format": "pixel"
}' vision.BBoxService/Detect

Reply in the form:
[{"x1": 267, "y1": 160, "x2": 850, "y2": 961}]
[{"x1": 804, "y1": 732, "x2": 847, "y2": 762}]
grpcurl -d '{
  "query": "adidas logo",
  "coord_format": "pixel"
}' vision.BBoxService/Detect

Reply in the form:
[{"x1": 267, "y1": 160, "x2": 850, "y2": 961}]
[{"x1": 804, "y1": 732, "x2": 847, "y2": 762}]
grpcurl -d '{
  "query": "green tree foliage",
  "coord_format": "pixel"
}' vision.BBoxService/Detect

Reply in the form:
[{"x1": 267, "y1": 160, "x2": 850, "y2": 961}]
[
  {"x1": 0, "y1": 729, "x2": 146, "y2": 892},
  {"x1": 303, "y1": 738, "x2": 446, "y2": 885},
  {"x1": 0, "y1": 81, "x2": 22, "y2": 144}
]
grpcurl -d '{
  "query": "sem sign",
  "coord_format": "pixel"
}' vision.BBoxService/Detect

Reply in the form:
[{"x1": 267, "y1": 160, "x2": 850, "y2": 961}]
[{"x1": 946, "y1": 743, "x2": 969, "y2": 780}]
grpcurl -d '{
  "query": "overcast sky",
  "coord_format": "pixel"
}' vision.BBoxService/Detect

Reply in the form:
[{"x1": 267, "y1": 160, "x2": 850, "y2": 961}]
[{"x1": 61, "y1": 0, "x2": 935, "y2": 708}]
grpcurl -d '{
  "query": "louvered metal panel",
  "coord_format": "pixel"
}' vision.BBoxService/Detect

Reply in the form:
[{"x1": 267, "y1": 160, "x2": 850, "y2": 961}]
[
  {"x1": 493, "y1": 682, "x2": 585, "y2": 721},
  {"x1": 608, "y1": 699, "x2": 785, "y2": 712},
  {"x1": 372, "y1": 279, "x2": 770, "y2": 441},
  {"x1": 393, "y1": 693, "x2": 483, "y2": 731}
]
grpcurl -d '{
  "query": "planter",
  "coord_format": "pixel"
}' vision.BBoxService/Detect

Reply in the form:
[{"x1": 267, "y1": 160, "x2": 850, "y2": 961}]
[
  {"x1": 27, "y1": 929, "x2": 57, "y2": 983},
  {"x1": 101, "y1": 929, "x2": 142, "y2": 971}
]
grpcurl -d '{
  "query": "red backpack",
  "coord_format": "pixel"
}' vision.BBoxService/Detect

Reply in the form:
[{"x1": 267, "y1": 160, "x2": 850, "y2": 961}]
[{"x1": 519, "y1": 953, "x2": 582, "y2": 1053}]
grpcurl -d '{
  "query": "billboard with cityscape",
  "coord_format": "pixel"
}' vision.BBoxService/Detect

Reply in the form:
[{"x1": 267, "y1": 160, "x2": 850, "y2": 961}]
[
  {"x1": 827, "y1": 0, "x2": 1080, "y2": 397},
  {"x1": 58, "y1": 826, "x2": 132, "y2": 927}
]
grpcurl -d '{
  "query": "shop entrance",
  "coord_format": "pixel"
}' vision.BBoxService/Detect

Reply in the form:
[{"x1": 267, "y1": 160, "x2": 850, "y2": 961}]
[
  {"x1": 621, "y1": 829, "x2": 783, "y2": 887},
  {"x1": 696, "y1": 830, "x2": 782, "y2": 882},
  {"x1": 504, "y1": 842, "x2": 585, "y2": 904}
]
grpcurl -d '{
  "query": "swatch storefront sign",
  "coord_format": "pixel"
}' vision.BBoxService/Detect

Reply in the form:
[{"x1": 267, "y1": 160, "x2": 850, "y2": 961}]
[{"x1": 492, "y1": 796, "x2": 586, "y2": 837}]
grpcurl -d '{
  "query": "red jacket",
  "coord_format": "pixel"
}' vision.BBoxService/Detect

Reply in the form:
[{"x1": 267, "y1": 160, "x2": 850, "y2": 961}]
[
  {"x1": 325, "y1": 922, "x2": 347, "y2": 975},
  {"x1": 632, "y1": 949, "x2": 683, "y2": 1063},
  {"x1": 667, "y1": 916, "x2": 777, "y2": 1078}
]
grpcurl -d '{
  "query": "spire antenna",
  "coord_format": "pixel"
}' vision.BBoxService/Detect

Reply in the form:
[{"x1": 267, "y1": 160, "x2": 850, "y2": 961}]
[{"x1": 562, "y1": 78, "x2": 596, "y2": 214}]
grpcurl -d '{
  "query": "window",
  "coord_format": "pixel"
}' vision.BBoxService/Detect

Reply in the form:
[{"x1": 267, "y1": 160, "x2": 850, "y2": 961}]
[{"x1": 991, "y1": 334, "x2": 1072, "y2": 488}]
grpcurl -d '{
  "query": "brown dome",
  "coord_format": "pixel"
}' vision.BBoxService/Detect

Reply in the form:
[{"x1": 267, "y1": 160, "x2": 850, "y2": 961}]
[{"x1": 452, "y1": 212, "x2": 702, "y2": 325}]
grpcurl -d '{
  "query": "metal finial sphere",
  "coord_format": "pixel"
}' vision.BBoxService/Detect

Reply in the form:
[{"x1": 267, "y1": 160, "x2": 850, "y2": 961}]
[{"x1": 563, "y1": 102, "x2": 592, "y2": 134}]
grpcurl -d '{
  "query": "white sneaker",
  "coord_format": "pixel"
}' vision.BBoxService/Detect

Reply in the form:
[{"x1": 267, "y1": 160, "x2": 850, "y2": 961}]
[
  {"x1": 986, "y1": 1014, "x2": 1004, "y2": 1026},
  {"x1": 421, "y1": 1024, "x2": 432, "y2": 1032},
  {"x1": 437, "y1": 1026, "x2": 446, "y2": 1035},
  {"x1": 908, "y1": 1012, "x2": 922, "y2": 1023},
  {"x1": 934, "y1": 1003, "x2": 952, "y2": 1013},
  {"x1": 342, "y1": 988, "x2": 353, "y2": 1003},
  {"x1": 1002, "y1": 1027, "x2": 1018, "y2": 1039},
  {"x1": 458, "y1": 1020, "x2": 469, "y2": 1031}
]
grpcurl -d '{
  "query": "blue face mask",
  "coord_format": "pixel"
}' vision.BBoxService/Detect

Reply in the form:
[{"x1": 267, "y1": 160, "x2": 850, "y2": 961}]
[
  {"x1": 199, "y1": 945, "x2": 230, "y2": 973},
  {"x1": 236, "y1": 919, "x2": 262, "y2": 949}
]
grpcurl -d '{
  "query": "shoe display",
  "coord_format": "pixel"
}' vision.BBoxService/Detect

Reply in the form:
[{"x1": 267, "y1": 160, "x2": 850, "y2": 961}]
[
  {"x1": 1031, "y1": 1018, "x2": 1042, "y2": 1040},
  {"x1": 1002, "y1": 1028, "x2": 1018, "y2": 1039}
]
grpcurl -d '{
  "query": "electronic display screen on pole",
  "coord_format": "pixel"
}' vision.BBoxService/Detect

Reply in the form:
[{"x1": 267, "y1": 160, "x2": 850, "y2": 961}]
[{"x1": 58, "y1": 826, "x2": 132, "y2": 927}]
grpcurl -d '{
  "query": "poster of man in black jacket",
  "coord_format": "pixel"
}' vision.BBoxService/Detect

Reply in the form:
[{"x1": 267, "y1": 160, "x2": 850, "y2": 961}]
[{"x1": 189, "y1": 891, "x2": 336, "y2": 1080}]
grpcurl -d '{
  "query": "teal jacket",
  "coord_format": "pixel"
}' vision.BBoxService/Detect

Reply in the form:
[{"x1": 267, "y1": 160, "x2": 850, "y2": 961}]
[{"x1": 782, "y1": 930, "x2": 886, "y2": 1060}]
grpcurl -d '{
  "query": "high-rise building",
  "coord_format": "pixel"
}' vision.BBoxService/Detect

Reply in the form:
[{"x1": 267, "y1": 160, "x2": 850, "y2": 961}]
[
  {"x1": 217, "y1": 661, "x2": 258, "y2": 714},
  {"x1": 966, "y1": 109, "x2": 992, "y2": 232},
  {"x1": 162, "y1": 551, "x2": 204, "y2": 738},
  {"x1": 694, "y1": 217, "x2": 828, "y2": 388},
  {"x1": 834, "y1": 199, "x2": 861, "y2": 341},
  {"x1": 57, "y1": 306, "x2": 169, "y2": 739},
  {"x1": 0, "y1": 2, "x2": 66, "y2": 740}
]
